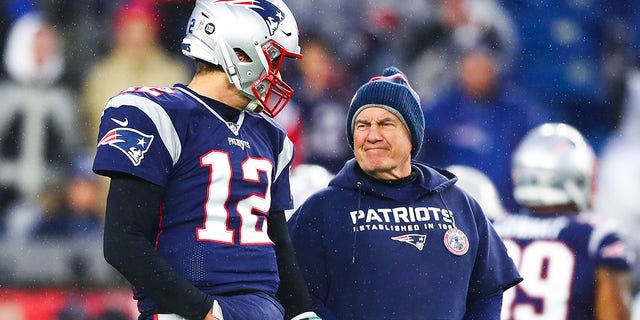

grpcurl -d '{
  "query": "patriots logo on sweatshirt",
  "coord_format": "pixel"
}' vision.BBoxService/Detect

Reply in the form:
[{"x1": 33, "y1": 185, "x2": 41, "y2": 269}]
[{"x1": 392, "y1": 234, "x2": 427, "y2": 251}]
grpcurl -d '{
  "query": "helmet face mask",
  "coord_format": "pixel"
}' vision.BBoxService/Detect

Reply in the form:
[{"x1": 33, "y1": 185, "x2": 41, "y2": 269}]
[
  {"x1": 181, "y1": 0, "x2": 302, "y2": 117},
  {"x1": 512, "y1": 123, "x2": 596, "y2": 211},
  {"x1": 251, "y1": 40, "x2": 301, "y2": 117}
]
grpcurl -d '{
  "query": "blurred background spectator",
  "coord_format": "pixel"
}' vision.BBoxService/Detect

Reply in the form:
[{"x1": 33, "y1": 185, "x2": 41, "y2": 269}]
[
  {"x1": 405, "y1": 0, "x2": 518, "y2": 105},
  {"x1": 288, "y1": 0, "x2": 431, "y2": 82},
  {"x1": 81, "y1": 0, "x2": 191, "y2": 147},
  {"x1": 38, "y1": 0, "x2": 121, "y2": 91},
  {"x1": 155, "y1": 0, "x2": 196, "y2": 60},
  {"x1": 415, "y1": 45, "x2": 552, "y2": 212},
  {"x1": 30, "y1": 153, "x2": 103, "y2": 240},
  {"x1": 288, "y1": 35, "x2": 355, "y2": 173},
  {"x1": 0, "y1": 12, "x2": 81, "y2": 221},
  {"x1": 0, "y1": 1, "x2": 37, "y2": 79},
  {"x1": 497, "y1": 0, "x2": 636, "y2": 152},
  {"x1": 594, "y1": 62, "x2": 640, "y2": 290}
]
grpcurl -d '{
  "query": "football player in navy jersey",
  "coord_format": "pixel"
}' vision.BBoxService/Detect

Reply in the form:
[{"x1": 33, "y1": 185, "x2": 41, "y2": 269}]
[
  {"x1": 492, "y1": 123, "x2": 634, "y2": 320},
  {"x1": 288, "y1": 66, "x2": 522, "y2": 319},
  {"x1": 92, "y1": 1, "x2": 319, "y2": 319}
]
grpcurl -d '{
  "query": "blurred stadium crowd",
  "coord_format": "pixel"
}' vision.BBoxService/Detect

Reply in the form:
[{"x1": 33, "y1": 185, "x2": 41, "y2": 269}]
[{"x1": 0, "y1": 0, "x2": 640, "y2": 319}]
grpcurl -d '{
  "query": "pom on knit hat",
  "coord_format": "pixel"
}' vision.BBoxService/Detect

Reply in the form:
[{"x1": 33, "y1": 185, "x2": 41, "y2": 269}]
[
  {"x1": 346, "y1": 66, "x2": 425, "y2": 157},
  {"x1": 113, "y1": 0, "x2": 162, "y2": 36}
]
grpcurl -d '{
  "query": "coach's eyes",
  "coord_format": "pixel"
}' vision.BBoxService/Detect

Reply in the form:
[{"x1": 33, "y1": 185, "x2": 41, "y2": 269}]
[
  {"x1": 355, "y1": 122, "x2": 369, "y2": 130},
  {"x1": 382, "y1": 120, "x2": 396, "y2": 127}
]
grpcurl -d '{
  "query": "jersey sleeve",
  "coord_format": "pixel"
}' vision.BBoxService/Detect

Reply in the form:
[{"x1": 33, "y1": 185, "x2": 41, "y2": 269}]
[
  {"x1": 591, "y1": 224, "x2": 634, "y2": 271},
  {"x1": 269, "y1": 132, "x2": 295, "y2": 212},
  {"x1": 93, "y1": 93, "x2": 178, "y2": 187}
]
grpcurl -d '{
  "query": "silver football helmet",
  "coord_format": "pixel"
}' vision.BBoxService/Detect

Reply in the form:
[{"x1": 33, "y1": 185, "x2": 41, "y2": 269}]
[
  {"x1": 447, "y1": 165, "x2": 505, "y2": 220},
  {"x1": 286, "y1": 164, "x2": 334, "y2": 219},
  {"x1": 511, "y1": 123, "x2": 596, "y2": 211},
  {"x1": 181, "y1": 0, "x2": 302, "y2": 117}
]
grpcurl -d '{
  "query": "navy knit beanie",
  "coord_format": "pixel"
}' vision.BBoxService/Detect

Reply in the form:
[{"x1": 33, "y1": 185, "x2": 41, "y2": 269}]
[{"x1": 346, "y1": 66, "x2": 425, "y2": 157}]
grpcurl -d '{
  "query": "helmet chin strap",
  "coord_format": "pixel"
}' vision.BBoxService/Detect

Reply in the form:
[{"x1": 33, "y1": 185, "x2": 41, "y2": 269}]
[
  {"x1": 564, "y1": 180, "x2": 588, "y2": 211},
  {"x1": 245, "y1": 99, "x2": 264, "y2": 113},
  {"x1": 219, "y1": 41, "x2": 243, "y2": 90}
]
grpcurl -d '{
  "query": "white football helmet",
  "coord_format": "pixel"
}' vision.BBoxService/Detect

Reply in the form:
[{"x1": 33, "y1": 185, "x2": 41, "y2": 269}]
[
  {"x1": 447, "y1": 165, "x2": 505, "y2": 220},
  {"x1": 181, "y1": 0, "x2": 302, "y2": 117},
  {"x1": 286, "y1": 164, "x2": 334, "y2": 220},
  {"x1": 512, "y1": 123, "x2": 596, "y2": 211}
]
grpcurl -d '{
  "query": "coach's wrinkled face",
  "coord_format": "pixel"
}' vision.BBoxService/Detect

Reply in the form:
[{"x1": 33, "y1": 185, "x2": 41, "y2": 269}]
[{"x1": 353, "y1": 106, "x2": 412, "y2": 180}]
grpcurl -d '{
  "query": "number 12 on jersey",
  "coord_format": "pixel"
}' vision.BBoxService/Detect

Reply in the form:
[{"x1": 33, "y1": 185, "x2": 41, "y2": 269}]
[{"x1": 196, "y1": 150, "x2": 274, "y2": 245}]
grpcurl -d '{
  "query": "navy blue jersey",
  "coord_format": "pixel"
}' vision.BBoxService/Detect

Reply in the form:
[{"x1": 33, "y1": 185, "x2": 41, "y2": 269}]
[
  {"x1": 93, "y1": 85, "x2": 294, "y2": 312},
  {"x1": 492, "y1": 211, "x2": 633, "y2": 320},
  {"x1": 288, "y1": 160, "x2": 521, "y2": 319}
]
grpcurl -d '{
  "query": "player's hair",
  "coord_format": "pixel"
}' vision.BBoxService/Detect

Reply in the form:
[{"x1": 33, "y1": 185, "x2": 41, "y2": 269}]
[{"x1": 195, "y1": 59, "x2": 224, "y2": 75}]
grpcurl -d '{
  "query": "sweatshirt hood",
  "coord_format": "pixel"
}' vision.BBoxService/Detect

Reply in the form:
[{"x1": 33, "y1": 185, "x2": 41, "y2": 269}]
[
  {"x1": 325, "y1": 159, "x2": 459, "y2": 264},
  {"x1": 329, "y1": 159, "x2": 457, "y2": 200}
]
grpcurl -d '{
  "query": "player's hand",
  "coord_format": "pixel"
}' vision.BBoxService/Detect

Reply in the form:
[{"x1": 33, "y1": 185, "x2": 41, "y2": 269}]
[
  {"x1": 203, "y1": 312, "x2": 218, "y2": 320},
  {"x1": 205, "y1": 300, "x2": 223, "y2": 320},
  {"x1": 290, "y1": 312, "x2": 321, "y2": 320}
]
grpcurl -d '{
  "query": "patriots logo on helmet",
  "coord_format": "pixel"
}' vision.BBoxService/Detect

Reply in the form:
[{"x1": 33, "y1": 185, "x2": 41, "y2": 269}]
[
  {"x1": 601, "y1": 240, "x2": 631, "y2": 260},
  {"x1": 98, "y1": 128, "x2": 154, "y2": 166},
  {"x1": 392, "y1": 234, "x2": 427, "y2": 251},
  {"x1": 216, "y1": 0, "x2": 285, "y2": 36}
]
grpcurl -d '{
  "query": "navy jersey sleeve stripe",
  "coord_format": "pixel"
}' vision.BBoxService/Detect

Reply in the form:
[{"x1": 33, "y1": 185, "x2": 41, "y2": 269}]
[
  {"x1": 276, "y1": 135, "x2": 294, "y2": 179},
  {"x1": 588, "y1": 222, "x2": 620, "y2": 256}
]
